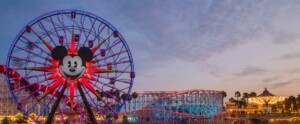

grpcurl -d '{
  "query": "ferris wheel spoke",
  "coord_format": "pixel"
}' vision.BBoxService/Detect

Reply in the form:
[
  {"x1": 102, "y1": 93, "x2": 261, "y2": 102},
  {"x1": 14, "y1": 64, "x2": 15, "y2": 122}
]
[
  {"x1": 83, "y1": 18, "x2": 97, "y2": 46},
  {"x1": 100, "y1": 98, "x2": 118, "y2": 116},
  {"x1": 94, "y1": 48, "x2": 127, "y2": 62},
  {"x1": 60, "y1": 12, "x2": 69, "y2": 46},
  {"x1": 37, "y1": 19, "x2": 57, "y2": 46},
  {"x1": 14, "y1": 44, "x2": 50, "y2": 61},
  {"x1": 9, "y1": 72, "x2": 52, "y2": 82},
  {"x1": 81, "y1": 14, "x2": 88, "y2": 34},
  {"x1": 79, "y1": 14, "x2": 88, "y2": 43},
  {"x1": 25, "y1": 84, "x2": 60, "y2": 116},
  {"x1": 38, "y1": 78, "x2": 63, "y2": 101},
  {"x1": 36, "y1": 85, "x2": 62, "y2": 121},
  {"x1": 49, "y1": 16, "x2": 60, "y2": 39},
  {"x1": 30, "y1": 27, "x2": 54, "y2": 51},
  {"x1": 93, "y1": 39, "x2": 122, "y2": 58},
  {"x1": 91, "y1": 24, "x2": 106, "y2": 43},
  {"x1": 92, "y1": 60, "x2": 131, "y2": 68},
  {"x1": 12, "y1": 78, "x2": 54, "y2": 92},
  {"x1": 92, "y1": 74, "x2": 131, "y2": 84},
  {"x1": 24, "y1": 100, "x2": 40, "y2": 115},
  {"x1": 81, "y1": 86, "x2": 106, "y2": 118},
  {"x1": 86, "y1": 67, "x2": 115, "y2": 73},
  {"x1": 92, "y1": 78, "x2": 127, "y2": 95},
  {"x1": 28, "y1": 66, "x2": 57, "y2": 72},
  {"x1": 90, "y1": 81, "x2": 122, "y2": 103},
  {"x1": 69, "y1": 29, "x2": 76, "y2": 53},
  {"x1": 19, "y1": 34, "x2": 51, "y2": 55},
  {"x1": 91, "y1": 32, "x2": 114, "y2": 53},
  {"x1": 10, "y1": 55, "x2": 52, "y2": 66},
  {"x1": 17, "y1": 84, "x2": 49, "y2": 104},
  {"x1": 80, "y1": 78, "x2": 102, "y2": 101}
]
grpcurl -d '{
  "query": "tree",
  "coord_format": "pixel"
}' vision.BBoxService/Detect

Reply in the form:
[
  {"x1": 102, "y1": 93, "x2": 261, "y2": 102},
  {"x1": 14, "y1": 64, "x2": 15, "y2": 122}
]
[
  {"x1": 249, "y1": 92, "x2": 257, "y2": 97},
  {"x1": 1, "y1": 117, "x2": 11, "y2": 124},
  {"x1": 250, "y1": 92, "x2": 256, "y2": 97},
  {"x1": 235, "y1": 91, "x2": 241, "y2": 99},
  {"x1": 121, "y1": 94, "x2": 127, "y2": 101},
  {"x1": 221, "y1": 91, "x2": 227, "y2": 98},
  {"x1": 132, "y1": 92, "x2": 138, "y2": 99},
  {"x1": 297, "y1": 95, "x2": 300, "y2": 112},
  {"x1": 221, "y1": 91, "x2": 227, "y2": 109},
  {"x1": 229, "y1": 97, "x2": 235, "y2": 102},
  {"x1": 64, "y1": 119, "x2": 70, "y2": 124},
  {"x1": 288, "y1": 96, "x2": 297, "y2": 111},
  {"x1": 243, "y1": 92, "x2": 249, "y2": 105},
  {"x1": 122, "y1": 116, "x2": 129, "y2": 124},
  {"x1": 235, "y1": 91, "x2": 241, "y2": 107}
]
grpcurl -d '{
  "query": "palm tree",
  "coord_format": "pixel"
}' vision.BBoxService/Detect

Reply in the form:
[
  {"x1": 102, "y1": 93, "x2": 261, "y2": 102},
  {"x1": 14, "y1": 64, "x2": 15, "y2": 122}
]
[
  {"x1": 249, "y1": 92, "x2": 257, "y2": 97},
  {"x1": 288, "y1": 96, "x2": 296, "y2": 112},
  {"x1": 132, "y1": 92, "x2": 138, "y2": 99},
  {"x1": 235, "y1": 91, "x2": 241, "y2": 106},
  {"x1": 221, "y1": 91, "x2": 227, "y2": 109},
  {"x1": 131, "y1": 92, "x2": 138, "y2": 109},
  {"x1": 243, "y1": 92, "x2": 249, "y2": 105},
  {"x1": 297, "y1": 95, "x2": 300, "y2": 113}
]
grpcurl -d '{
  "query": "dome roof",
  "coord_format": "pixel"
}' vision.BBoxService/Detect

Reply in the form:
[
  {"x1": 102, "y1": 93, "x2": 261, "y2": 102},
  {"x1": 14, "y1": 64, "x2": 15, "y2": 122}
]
[{"x1": 258, "y1": 87, "x2": 275, "y2": 97}]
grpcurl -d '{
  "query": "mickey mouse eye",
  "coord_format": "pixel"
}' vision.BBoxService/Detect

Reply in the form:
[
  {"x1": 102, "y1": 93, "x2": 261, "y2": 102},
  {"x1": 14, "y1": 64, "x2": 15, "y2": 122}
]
[
  {"x1": 68, "y1": 61, "x2": 71, "y2": 67},
  {"x1": 74, "y1": 61, "x2": 77, "y2": 68}
]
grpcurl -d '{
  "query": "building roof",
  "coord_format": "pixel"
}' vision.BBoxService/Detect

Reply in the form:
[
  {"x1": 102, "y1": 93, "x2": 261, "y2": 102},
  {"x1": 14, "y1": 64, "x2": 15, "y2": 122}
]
[{"x1": 258, "y1": 87, "x2": 275, "y2": 97}]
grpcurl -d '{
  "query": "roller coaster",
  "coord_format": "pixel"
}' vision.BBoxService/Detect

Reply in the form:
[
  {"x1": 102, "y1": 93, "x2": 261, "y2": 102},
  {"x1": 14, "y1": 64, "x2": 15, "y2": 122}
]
[{"x1": 120, "y1": 90, "x2": 226, "y2": 123}]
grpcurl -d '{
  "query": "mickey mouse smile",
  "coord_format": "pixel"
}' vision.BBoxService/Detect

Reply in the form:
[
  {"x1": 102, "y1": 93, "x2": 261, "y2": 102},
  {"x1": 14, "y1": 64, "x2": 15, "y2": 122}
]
[{"x1": 61, "y1": 70, "x2": 83, "y2": 80}]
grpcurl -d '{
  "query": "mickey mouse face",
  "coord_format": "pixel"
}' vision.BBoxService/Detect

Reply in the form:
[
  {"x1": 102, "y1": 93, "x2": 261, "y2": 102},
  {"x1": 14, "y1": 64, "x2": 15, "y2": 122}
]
[
  {"x1": 59, "y1": 56, "x2": 85, "y2": 81},
  {"x1": 51, "y1": 46, "x2": 93, "y2": 81}
]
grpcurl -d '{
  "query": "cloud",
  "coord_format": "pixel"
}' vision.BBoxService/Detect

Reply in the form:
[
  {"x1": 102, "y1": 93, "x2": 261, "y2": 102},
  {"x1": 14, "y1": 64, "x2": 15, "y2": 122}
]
[
  {"x1": 270, "y1": 79, "x2": 300, "y2": 89},
  {"x1": 2, "y1": 1, "x2": 300, "y2": 72},
  {"x1": 278, "y1": 51, "x2": 300, "y2": 60},
  {"x1": 235, "y1": 67, "x2": 266, "y2": 76},
  {"x1": 287, "y1": 68, "x2": 300, "y2": 74},
  {"x1": 262, "y1": 76, "x2": 281, "y2": 83},
  {"x1": 119, "y1": 0, "x2": 300, "y2": 74}
]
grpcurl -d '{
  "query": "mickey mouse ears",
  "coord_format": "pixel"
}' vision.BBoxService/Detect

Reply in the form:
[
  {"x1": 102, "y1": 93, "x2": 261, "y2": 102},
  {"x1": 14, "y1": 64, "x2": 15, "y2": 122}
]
[
  {"x1": 78, "y1": 47, "x2": 93, "y2": 61},
  {"x1": 51, "y1": 46, "x2": 93, "y2": 61},
  {"x1": 51, "y1": 46, "x2": 67, "y2": 60}
]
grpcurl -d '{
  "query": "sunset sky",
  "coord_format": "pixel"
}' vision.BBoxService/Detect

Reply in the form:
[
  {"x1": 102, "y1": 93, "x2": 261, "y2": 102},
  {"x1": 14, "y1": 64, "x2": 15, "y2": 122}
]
[{"x1": 1, "y1": 0, "x2": 300, "y2": 101}]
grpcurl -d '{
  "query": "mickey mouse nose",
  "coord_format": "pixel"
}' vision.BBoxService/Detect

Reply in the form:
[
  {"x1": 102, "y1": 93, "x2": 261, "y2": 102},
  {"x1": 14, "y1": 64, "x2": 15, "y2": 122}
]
[{"x1": 69, "y1": 68, "x2": 75, "y2": 72}]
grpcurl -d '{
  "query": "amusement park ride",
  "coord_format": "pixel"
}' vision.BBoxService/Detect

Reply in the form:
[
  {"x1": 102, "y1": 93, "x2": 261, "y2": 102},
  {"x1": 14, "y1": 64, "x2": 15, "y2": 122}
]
[
  {"x1": 3, "y1": 10, "x2": 135, "y2": 123},
  {"x1": 0, "y1": 9, "x2": 225, "y2": 124}
]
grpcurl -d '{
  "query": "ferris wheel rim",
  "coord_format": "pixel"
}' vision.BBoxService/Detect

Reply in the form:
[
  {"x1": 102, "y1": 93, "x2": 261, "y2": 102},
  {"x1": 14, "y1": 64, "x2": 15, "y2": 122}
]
[{"x1": 6, "y1": 9, "x2": 135, "y2": 123}]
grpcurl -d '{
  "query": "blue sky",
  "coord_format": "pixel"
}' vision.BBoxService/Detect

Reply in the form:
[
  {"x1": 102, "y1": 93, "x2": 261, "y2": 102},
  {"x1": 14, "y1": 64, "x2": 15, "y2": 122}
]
[{"x1": 1, "y1": 0, "x2": 300, "y2": 100}]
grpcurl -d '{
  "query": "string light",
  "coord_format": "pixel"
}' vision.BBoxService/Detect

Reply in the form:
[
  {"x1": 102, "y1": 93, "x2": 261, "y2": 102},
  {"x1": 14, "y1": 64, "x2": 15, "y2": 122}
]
[{"x1": 248, "y1": 96, "x2": 285, "y2": 104}]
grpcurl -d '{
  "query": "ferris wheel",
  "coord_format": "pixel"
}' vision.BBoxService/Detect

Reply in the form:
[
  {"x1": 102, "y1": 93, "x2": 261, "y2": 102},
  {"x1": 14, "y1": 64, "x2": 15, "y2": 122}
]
[{"x1": 5, "y1": 9, "x2": 134, "y2": 123}]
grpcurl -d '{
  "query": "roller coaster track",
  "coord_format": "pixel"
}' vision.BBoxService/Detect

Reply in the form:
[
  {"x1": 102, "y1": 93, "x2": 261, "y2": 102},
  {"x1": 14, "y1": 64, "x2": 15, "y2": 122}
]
[
  {"x1": 0, "y1": 65, "x2": 73, "y2": 108},
  {"x1": 120, "y1": 89, "x2": 225, "y2": 118}
]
